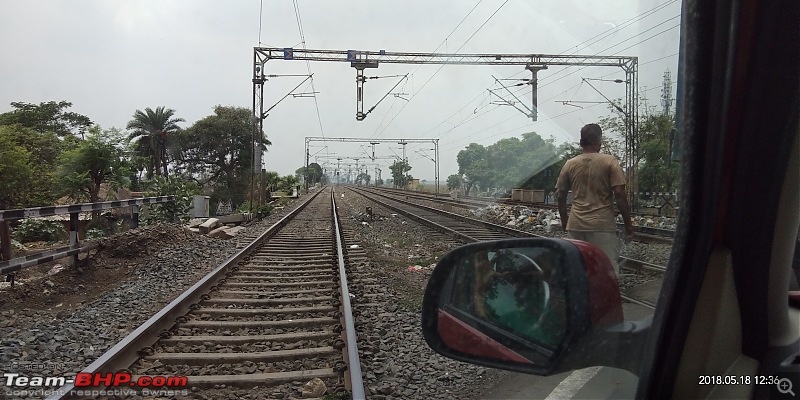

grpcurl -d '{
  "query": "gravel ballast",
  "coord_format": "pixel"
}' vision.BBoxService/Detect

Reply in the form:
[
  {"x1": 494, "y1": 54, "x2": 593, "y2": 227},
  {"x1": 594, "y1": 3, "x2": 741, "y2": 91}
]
[
  {"x1": 0, "y1": 188, "x2": 675, "y2": 399},
  {"x1": 0, "y1": 196, "x2": 308, "y2": 398}
]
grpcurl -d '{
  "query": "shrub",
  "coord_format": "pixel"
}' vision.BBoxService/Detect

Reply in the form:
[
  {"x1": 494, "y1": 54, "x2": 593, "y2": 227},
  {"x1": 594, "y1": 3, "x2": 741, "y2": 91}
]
[
  {"x1": 141, "y1": 176, "x2": 200, "y2": 224},
  {"x1": 12, "y1": 219, "x2": 67, "y2": 243},
  {"x1": 238, "y1": 202, "x2": 273, "y2": 218},
  {"x1": 84, "y1": 228, "x2": 105, "y2": 240}
]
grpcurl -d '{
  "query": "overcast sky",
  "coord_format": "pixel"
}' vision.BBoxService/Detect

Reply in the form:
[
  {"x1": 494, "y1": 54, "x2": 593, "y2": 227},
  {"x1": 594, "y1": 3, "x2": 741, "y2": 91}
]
[{"x1": 0, "y1": 0, "x2": 680, "y2": 181}]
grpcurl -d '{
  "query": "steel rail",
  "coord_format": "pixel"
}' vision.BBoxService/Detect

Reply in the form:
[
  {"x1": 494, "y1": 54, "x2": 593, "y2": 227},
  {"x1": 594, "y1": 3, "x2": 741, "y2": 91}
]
[
  {"x1": 349, "y1": 187, "x2": 479, "y2": 243},
  {"x1": 48, "y1": 188, "x2": 326, "y2": 400},
  {"x1": 619, "y1": 256, "x2": 667, "y2": 273},
  {"x1": 376, "y1": 187, "x2": 678, "y2": 237},
  {"x1": 355, "y1": 186, "x2": 538, "y2": 239},
  {"x1": 330, "y1": 189, "x2": 365, "y2": 399},
  {"x1": 620, "y1": 294, "x2": 657, "y2": 310}
]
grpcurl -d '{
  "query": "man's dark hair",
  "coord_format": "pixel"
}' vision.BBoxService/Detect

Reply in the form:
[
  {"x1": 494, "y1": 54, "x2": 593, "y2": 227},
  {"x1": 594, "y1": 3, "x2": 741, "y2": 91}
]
[{"x1": 580, "y1": 123, "x2": 602, "y2": 147}]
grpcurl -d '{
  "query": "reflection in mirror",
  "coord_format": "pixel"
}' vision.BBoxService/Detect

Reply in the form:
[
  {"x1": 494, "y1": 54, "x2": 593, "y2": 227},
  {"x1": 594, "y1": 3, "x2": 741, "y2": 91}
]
[{"x1": 442, "y1": 246, "x2": 568, "y2": 364}]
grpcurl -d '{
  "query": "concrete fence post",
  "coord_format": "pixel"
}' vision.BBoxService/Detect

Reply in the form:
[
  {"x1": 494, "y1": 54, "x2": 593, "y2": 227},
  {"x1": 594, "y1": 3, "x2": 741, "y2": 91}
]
[
  {"x1": 132, "y1": 205, "x2": 139, "y2": 228},
  {"x1": 69, "y1": 212, "x2": 79, "y2": 267}
]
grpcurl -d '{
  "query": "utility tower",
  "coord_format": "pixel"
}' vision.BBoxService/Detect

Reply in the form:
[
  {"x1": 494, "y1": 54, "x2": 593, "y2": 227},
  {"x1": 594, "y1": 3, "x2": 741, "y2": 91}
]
[{"x1": 661, "y1": 69, "x2": 674, "y2": 116}]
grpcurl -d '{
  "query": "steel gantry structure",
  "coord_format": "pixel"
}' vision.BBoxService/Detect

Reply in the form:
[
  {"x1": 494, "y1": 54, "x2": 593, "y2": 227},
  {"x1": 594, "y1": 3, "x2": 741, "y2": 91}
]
[
  {"x1": 253, "y1": 47, "x2": 639, "y2": 205},
  {"x1": 314, "y1": 155, "x2": 399, "y2": 185},
  {"x1": 304, "y1": 137, "x2": 439, "y2": 193}
]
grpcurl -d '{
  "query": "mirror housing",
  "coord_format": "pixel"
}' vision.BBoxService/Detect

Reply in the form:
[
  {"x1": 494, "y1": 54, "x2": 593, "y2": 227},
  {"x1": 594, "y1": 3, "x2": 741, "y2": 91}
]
[{"x1": 421, "y1": 238, "x2": 651, "y2": 376}]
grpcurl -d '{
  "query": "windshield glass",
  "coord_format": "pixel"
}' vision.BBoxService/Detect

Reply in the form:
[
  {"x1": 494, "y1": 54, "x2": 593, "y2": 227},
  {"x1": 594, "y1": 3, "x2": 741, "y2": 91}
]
[{"x1": 0, "y1": 1, "x2": 681, "y2": 399}]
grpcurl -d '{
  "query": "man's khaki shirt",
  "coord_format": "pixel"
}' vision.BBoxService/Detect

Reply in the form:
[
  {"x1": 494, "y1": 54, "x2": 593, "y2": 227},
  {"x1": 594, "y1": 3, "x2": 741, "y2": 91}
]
[{"x1": 555, "y1": 152, "x2": 626, "y2": 232}]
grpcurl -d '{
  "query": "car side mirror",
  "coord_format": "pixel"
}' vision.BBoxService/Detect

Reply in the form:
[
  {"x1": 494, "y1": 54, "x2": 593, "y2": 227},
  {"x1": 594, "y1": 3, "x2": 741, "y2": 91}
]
[{"x1": 421, "y1": 238, "x2": 652, "y2": 376}]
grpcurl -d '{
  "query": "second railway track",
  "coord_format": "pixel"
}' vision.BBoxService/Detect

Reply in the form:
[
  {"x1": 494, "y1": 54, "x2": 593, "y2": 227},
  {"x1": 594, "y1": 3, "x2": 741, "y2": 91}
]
[{"x1": 350, "y1": 185, "x2": 665, "y2": 311}]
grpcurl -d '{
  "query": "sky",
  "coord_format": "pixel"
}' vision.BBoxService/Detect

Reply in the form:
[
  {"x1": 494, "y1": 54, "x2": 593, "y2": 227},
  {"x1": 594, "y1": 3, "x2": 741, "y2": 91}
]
[{"x1": 0, "y1": 0, "x2": 681, "y2": 182}]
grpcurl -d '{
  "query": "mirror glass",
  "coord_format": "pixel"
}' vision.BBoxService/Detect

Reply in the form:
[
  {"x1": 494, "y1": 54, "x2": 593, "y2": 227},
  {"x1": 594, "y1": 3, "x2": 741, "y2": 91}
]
[{"x1": 438, "y1": 245, "x2": 570, "y2": 364}]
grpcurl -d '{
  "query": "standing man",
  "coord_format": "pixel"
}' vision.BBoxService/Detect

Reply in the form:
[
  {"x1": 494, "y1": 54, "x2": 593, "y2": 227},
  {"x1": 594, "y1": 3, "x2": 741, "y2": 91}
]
[{"x1": 556, "y1": 123, "x2": 634, "y2": 276}]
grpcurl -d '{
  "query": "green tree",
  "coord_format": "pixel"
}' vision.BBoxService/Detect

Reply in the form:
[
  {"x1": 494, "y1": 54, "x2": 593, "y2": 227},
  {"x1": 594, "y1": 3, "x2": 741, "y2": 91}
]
[
  {"x1": 389, "y1": 160, "x2": 413, "y2": 188},
  {"x1": 457, "y1": 143, "x2": 490, "y2": 195},
  {"x1": 0, "y1": 133, "x2": 34, "y2": 209},
  {"x1": 446, "y1": 174, "x2": 462, "y2": 191},
  {"x1": 599, "y1": 102, "x2": 679, "y2": 194},
  {"x1": 175, "y1": 106, "x2": 270, "y2": 206},
  {"x1": 636, "y1": 114, "x2": 679, "y2": 192},
  {"x1": 126, "y1": 106, "x2": 184, "y2": 179},
  {"x1": 263, "y1": 171, "x2": 281, "y2": 191},
  {"x1": 278, "y1": 175, "x2": 299, "y2": 192},
  {"x1": 0, "y1": 125, "x2": 67, "y2": 206},
  {"x1": 55, "y1": 127, "x2": 130, "y2": 219},
  {"x1": 295, "y1": 162, "x2": 323, "y2": 184},
  {"x1": 457, "y1": 133, "x2": 566, "y2": 195},
  {"x1": 0, "y1": 101, "x2": 93, "y2": 138},
  {"x1": 356, "y1": 172, "x2": 371, "y2": 185}
]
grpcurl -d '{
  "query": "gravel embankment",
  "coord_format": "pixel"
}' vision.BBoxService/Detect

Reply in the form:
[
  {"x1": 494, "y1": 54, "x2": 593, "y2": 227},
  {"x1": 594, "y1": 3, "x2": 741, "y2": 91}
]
[{"x1": 0, "y1": 196, "x2": 307, "y2": 399}]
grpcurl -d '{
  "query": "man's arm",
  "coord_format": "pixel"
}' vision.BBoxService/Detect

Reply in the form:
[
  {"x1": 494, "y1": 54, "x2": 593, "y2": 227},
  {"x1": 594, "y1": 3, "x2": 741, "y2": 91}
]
[
  {"x1": 612, "y1": 185, "x2": 634, "y2": 238},
  {"x1": 557, "y1": 190, "x2": 569, "y2": 232}
]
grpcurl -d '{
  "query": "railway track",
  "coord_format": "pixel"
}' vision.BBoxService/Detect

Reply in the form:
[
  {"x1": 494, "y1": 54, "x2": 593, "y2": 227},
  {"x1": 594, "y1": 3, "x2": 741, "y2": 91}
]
[
  {"x1": 370, "y1": 186, "x2": 677, "y2": 243},
  {"x1": 350, "y1": 186, "x2": 530, "y2": 242},
  {"x1": 351, "y1": 185, "x2": 664, "y2": 311},
  {"x1": 52, "y1": 187, "x2": 364, "y2": 399}
]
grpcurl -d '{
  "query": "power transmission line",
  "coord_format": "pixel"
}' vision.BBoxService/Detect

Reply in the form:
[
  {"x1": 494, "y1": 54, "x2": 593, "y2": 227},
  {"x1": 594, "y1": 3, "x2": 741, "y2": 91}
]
[
  {"x1": 372, "y1": 0, "x2": 510, "y2": 139},
  {"x1": 292, "y1": 0, "x2": 328, "y2": 156},
  {"x1": 440, "y1": 80, "x2": 677, "y2": 152},
  {"x1": 406, "y1": 3, "x2": 681, "y2": 153},
  {"x1": 369, "y1": 0, "x2": 484, "y2": 134}
]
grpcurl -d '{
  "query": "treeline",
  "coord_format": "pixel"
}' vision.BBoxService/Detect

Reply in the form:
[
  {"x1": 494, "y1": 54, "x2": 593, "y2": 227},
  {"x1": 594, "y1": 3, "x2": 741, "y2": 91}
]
[
  {"x1": 449, "y1": 132, "x2": 578, "y2": 196},
  {"x1": 0, "y1": 101, "x2": 300, "y2": 218},
  {"x1": 448, "y1": 109, "x2": 679, "y2": 197}
]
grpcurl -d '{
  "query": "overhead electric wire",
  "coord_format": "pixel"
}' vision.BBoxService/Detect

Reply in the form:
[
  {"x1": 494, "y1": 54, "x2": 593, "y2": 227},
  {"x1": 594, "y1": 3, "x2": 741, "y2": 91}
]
[
  {"x1": 368, "y1": 0, "x2": 485, "y2": 136},
  {"x1": 439, "y1": 80, "x2": 677, "y2": 152},
  {"x1": 499, "y1": 51, "x2": 679, "y2": 109},
  {"x1": 372, "y1": 0, "x2": 510, "y2": 139},
  {"x1": 536, "y1": 20, "x2": 680, "y2": 92},
  {"x1": 373, "y1": 79, "x2": 409, "y2": 135},
  {"x1": 539, "y1": 2, "x2": 679, "y2": 82},
  {"x1": 293, "y1": 0, "x2": 328, "y2": 156},
  {"x1": 407, "y1": 2, "x2": 681, "y2": 153},
  {"x1": 452, "y1": 22, "x2": 680, "y2": 117}
]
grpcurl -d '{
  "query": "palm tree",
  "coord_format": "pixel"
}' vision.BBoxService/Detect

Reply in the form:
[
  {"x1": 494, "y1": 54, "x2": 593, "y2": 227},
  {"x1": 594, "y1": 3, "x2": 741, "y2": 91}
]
[{"x1": 126, "y1": 106, "x2": 184, "y2": 179}]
